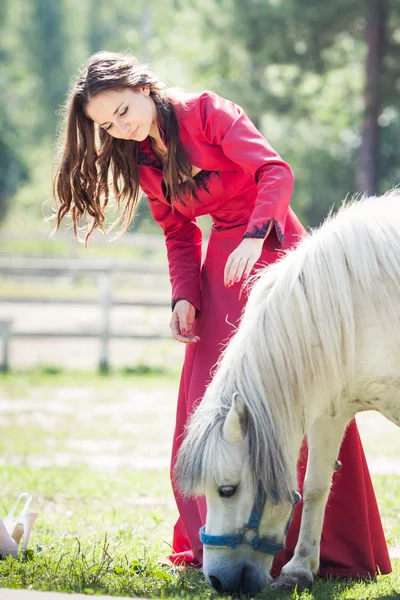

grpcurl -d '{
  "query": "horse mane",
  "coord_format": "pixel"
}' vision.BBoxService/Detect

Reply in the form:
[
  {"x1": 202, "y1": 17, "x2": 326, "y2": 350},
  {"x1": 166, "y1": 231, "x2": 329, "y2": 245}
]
[{"x1": 175, "y1": 190, "x2": 400, "y2": 502}]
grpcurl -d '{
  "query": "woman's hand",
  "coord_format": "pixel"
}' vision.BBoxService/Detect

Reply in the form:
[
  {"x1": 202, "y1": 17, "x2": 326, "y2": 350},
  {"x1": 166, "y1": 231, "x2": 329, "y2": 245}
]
[
  {"x1": 224, "y1": 237, "x2": 265, "y2": 287},
  {"x1": 170, "y1": 299, "x2": 200, "y2": 344}
]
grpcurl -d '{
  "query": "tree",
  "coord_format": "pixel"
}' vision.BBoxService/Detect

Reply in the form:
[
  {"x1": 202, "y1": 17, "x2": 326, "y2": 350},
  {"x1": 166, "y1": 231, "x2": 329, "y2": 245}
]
[
  {"x1": 199, "y1": 0, "x2": 400, "y2": 223},
  {"x1": 0, "y1": 0, "x2": 27, "y2": 223},
  {"x1": 23, "y1": 0, "x2": 69, "y2": 137},
  {"x1": 356, "y1": 0, "x2": 389, "y2": 195}
]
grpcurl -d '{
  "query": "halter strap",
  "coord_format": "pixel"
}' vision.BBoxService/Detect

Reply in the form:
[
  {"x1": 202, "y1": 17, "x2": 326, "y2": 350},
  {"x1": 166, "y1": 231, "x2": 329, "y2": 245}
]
[
  {"x1": 199, "y1": 483, "x2": 301, "y2": 556},
  {"x1": 247, "y1": 481, "x2": 267, "y2": 528}
]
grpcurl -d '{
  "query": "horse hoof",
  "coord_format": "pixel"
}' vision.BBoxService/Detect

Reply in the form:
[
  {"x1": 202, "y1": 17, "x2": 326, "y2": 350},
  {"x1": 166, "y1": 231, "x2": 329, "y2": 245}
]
[{"x1": 271, "y1": 570, "x2": 313, "y2": 591}]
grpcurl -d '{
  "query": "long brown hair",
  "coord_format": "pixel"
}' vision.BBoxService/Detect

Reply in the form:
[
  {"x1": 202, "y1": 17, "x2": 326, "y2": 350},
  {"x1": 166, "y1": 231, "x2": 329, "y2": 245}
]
[{"x1": 52, "y1": 51, "x2": 195, "y2": 242}]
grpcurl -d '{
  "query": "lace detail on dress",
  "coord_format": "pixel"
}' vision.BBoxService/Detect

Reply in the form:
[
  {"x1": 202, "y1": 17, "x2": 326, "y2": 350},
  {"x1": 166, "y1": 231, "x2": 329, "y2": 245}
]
[
  {"x1": 275, "y1": 221, "x2": 284, "y2": 243},
  {"x1": 176, "y1": 170, "x2": 221, "y2": 207},
  {"x1": 243, "y1": 220, "x2": 284, "y2": 244},
  {"x1": 137, "y1": 146, "x2": 161, "y2": 169}
]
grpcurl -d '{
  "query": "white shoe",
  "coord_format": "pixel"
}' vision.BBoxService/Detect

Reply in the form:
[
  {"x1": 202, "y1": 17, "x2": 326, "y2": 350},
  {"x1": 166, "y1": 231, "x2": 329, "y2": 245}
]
[
  {"x1": 0, "y1": 493, "x2": 38, "y2": 558},
  {"x1": 0, "y1": 520, "x2": 18, "y2": 558}
]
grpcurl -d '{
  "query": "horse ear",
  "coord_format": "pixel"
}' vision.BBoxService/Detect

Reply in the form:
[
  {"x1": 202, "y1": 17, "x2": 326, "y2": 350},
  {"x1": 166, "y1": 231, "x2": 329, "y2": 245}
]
[{"x1": 222, "y1": 393, "x2": 247, "y2": 444}]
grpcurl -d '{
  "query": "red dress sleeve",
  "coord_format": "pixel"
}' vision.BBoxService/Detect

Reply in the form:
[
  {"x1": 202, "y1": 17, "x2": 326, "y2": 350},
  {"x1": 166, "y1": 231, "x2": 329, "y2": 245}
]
[
  {"x1": 147, "y1": 196, "x2": 202, "y2": 313},
  {"x1": 197, "y1": 91, "x2": 294, "y2": 248}
]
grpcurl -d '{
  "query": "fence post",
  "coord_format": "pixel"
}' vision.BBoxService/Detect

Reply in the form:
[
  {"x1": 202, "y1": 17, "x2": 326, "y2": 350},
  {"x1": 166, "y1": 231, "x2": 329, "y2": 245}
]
[
  {"x1": 98, "y1": 273, "x2": 112, "y2": 372},
  {"x1": 0, "y1": 320, "x2": 12, "y2": 372}
]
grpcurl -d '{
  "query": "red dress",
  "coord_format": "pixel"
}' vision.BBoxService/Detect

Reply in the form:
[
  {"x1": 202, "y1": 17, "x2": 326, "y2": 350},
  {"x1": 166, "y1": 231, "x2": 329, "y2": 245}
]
[{"x1": 138, "y1": 91, "x2": 391, "y2": 578}]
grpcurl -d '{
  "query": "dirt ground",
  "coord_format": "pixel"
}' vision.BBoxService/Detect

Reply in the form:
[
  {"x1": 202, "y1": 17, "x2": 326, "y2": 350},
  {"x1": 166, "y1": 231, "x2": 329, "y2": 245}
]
[
  {"x1": 1, "y1": 297, "x2": 399, "y2": 474},
  {"x1": 0, "y1": 374, "x2": 398, "y2": 476},
  {"x1": 0, "y1": 359, "x2": 399, "y2": 562}
]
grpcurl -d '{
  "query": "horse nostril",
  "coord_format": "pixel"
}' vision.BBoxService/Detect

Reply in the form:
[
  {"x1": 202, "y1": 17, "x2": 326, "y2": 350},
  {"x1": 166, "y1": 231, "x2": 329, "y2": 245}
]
[
  {"x1": 241, "y1": 565, "x2": 264, "y2": 595},
  {"x1": 209, "y1": 575, "x2": 224, "y2": 593}
]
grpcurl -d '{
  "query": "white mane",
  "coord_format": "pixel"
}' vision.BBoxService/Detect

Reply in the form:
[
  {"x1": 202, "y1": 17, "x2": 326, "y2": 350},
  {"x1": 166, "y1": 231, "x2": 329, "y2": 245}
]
[{"x1": 175, "y1": 190, "x2": 400, "y2": 501}]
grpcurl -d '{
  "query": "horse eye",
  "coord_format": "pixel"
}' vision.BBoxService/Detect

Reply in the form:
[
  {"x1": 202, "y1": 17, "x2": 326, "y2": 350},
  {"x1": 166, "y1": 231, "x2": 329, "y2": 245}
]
[{"x1": 218, "y1": 485, "x2": 238, "y2": 498}]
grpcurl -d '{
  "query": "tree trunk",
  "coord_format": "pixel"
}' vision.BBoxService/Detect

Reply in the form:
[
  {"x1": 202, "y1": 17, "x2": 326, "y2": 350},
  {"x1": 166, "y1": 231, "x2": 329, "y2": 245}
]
[{"x1": 356, "y1": 0, "x2": 388, "y2": 195}]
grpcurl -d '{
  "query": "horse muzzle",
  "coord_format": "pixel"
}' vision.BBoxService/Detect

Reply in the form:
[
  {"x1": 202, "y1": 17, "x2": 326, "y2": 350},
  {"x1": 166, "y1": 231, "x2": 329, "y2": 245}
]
[{"x1": 207, "y1": 560, "x2": 268, "y2": 595}]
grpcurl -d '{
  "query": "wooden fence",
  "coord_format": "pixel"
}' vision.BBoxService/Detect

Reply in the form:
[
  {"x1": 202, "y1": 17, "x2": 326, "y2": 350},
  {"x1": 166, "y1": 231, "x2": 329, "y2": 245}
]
[{"x1": 0, "y1": 257, "x2": 172, "y2": 371}]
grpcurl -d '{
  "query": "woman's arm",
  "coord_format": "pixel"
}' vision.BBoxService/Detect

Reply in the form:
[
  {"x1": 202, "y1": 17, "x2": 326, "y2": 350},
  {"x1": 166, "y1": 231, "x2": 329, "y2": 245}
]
[
  {"x1": 197, "y1": 90, "x2": 294, "y2": 251},
  {"x1": 197, "y1": 91, "x2": 294, "y2": 284},
  {"x1": 146, "y1": 196, "x2": 202, "y2": 342}
]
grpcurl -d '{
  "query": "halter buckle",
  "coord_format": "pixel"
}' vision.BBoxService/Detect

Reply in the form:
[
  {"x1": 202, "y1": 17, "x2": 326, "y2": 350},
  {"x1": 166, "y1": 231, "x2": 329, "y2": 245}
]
[{"x1": 243, "y1": 528, "x2": 258, "y2": 543}]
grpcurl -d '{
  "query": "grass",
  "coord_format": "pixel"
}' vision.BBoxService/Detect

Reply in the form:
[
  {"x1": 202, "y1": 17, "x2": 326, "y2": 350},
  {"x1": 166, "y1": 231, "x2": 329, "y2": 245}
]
[
  {"x1": 0, "y1": 368, "x2": 400, "y2": 598},
  {"x1": 0, "y1": 238, "x2": 166, "y2": 262},
  {"x1": 0, "y1": 273, "x2": 170, "y2": 300},
  {"x1": 0, "y1": 364, "x2": 178, "y2": 391},
  {"x1": 1, "y1": 464, "x2": 399, "y2": 599},
  {"x1": 374, "y1": 477, "x2": 400, "y2": 549}
]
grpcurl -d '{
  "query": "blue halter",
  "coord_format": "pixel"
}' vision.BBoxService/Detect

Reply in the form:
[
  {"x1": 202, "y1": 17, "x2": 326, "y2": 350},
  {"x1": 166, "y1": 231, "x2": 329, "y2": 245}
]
[{"x1": 200, "y1": 482, "x2": 301, "y2": 556}]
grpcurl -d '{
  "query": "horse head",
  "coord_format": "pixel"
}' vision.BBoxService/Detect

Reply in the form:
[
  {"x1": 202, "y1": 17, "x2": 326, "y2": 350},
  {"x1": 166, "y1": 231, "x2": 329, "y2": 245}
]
[{"x1": 176, "y1": 392, "x2": 299, "y2": 595}]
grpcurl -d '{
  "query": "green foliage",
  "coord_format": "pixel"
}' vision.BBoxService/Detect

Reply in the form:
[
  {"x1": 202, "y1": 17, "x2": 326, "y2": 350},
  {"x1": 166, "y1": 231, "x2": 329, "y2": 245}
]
[
  {"x1": 197, "y1": 0, "x2": 400, "y2": 222},
  {"x1": 1, "y1": 0, "x2": 400, "y2": 230},
  {"x1": 0, "y1": 122, "x2": 27, "y2": 224},
  {"x1": 22, "y1": 0, "x2": 69, "y2": 138},
  {"x1": 380, "y1": 111, "x2": 400, "y2": 190},
  {"x1": 0, "y1": 2, "x2": 28, "y2": 224},
  {"x1": 121, "y1": 363, "x2": 166, "y2": 376}
]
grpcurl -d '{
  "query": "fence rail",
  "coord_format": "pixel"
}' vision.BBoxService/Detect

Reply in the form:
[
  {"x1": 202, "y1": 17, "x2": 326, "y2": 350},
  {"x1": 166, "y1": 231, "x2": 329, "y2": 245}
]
[
  {"x1": 0, "y1": 258, "x2": 173, "y2": 371},
  {"x1": 0, "y1": 297, "x2": 169, "y2": 307}
]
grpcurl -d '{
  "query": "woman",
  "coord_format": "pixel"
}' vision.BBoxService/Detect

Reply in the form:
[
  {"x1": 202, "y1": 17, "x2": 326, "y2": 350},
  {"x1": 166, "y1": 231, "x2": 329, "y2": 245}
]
[{"x1": 53, "y1": 51, "x2": 391, "y2": 578}]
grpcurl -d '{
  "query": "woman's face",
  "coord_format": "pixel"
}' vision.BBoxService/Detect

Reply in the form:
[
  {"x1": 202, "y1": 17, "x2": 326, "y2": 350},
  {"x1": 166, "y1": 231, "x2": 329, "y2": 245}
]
[{"x1": 86, "y1": 87, "x2": 157, "y2": 141}]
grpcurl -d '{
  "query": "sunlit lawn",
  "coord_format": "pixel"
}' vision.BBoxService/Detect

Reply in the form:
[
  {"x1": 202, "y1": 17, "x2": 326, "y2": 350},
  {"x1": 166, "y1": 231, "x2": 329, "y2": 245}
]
[{"x1": 0, "y1": 368, "x2": 399, "y2": 599}]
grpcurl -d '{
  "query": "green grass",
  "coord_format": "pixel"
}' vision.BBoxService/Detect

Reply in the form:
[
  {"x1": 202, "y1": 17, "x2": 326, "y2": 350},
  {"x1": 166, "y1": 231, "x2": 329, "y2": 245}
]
[
  {"x1": 0, "y1": 369, "x2": 400, "y2": 598},
  {"x1": 1, "y1": 465, "x2": 399, "y2": 599},
  {"x1": 0, "y1": 275, "x2": 170, "y2": 300},
  {"x1": 374, "y1": 477, "x2": 400, "y2": 549},
  {"x1": 356, "y1": 412, "x2": 400, "y2": 458},
  {"x1": 0, "y1": 238, "x2": 166, "y2": 262},
  {"x1": 0, "y1": 364, "x2": 178, "y2": 387}
]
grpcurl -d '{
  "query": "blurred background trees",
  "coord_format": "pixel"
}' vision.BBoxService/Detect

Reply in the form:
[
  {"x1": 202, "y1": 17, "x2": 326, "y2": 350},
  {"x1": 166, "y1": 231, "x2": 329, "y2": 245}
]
[{"x1": 1, "y1": 0, "x2": 399, "y2": 232}]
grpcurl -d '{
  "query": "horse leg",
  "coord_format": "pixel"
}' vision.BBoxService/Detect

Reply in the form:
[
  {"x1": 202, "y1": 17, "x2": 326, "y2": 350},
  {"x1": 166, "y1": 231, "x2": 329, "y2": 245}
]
[{"x1": 272, "y1": 412, "x2": 349, "y2": 590}]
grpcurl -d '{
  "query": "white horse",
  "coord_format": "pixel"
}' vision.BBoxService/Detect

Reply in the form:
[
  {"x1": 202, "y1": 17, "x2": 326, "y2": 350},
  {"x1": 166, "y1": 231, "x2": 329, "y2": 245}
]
[{"x1": 175, "y1": 191, "x2": 400, "y2": 595}]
